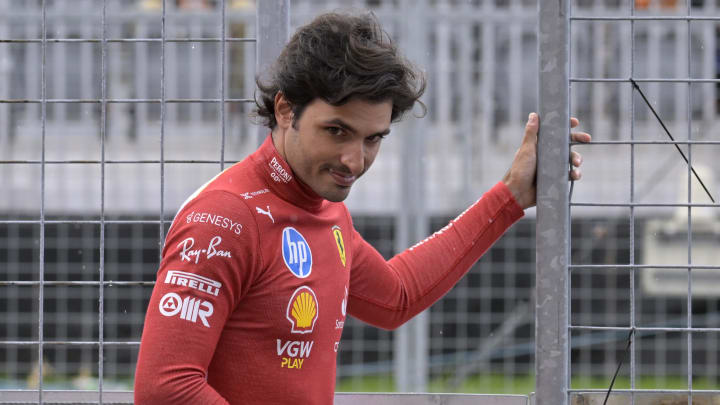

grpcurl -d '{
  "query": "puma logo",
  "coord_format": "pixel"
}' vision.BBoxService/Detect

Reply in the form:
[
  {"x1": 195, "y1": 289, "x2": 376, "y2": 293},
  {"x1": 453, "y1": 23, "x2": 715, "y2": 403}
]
[{"x1": 256, "y1": 206, "x2": 274, "y2": 224}]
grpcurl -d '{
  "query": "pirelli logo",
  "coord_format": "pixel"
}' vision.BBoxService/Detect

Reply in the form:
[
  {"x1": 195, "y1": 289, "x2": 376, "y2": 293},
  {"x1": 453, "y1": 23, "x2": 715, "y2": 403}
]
[{"x1": 164, "y1": 270, "x2": 222, "y2": 297}]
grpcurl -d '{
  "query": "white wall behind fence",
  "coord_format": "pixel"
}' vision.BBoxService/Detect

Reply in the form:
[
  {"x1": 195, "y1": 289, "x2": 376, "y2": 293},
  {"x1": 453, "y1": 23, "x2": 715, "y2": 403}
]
[{"x1": 1, "y1": 0, "x2": 718, "y2": 218}]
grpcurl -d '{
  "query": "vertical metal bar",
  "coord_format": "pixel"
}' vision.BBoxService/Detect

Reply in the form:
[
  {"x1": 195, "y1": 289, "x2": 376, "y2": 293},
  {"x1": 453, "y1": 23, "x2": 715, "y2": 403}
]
[
  {"x1": 107, "y1": 7, "x2": 127, "y2": 142},
  {"x1": 435, "y1": 0, "x2": 450, "y2": 209},
  {"x1": 675, "y1": 24, "x2": 688, "y2": 127},
  {"x1": 255, "y1": 0, "x2": 290, "y2": 144},
  {"x1": 591, "y1": 21, "x2": 605, "y2": 137},
  {"x1": 629, "y1": 1, "x2": 636, "y2": 402},
  {"x1": 536, "y1": 0, "x2": 569, "y2": 403},
  {"x1": 159, "y1": 0, "x2": 166, "y2": 258},
  {"x1": 567, "y1": 5, "x2": 596, "y2": 382},
  {"x1": 394, "y1": 0, "x2": 429, "y2": 393},
  {"x1": 648, "y1": 24, "x2": 660, "y2": 122},
  {"x1": 569, "y1": 18, "x2": 579, "y2": 141},
  {"x1": 165, "y1": 3, "x2": 176, "y2": 125},
  {"x1": 458, "y1": 1, "x2": 473, "y2": 206},
  {"x1": 244, "y1": 12, "x2": 256, "y2": 142},
  {"x1": 701, "y1": 21, "x2": 714, "y2": 125},
  {"x1": 566, "y1": 0, "x2": 574, "y2": 394},
  {"x1": 98, "y1": 0, "x2": 107, "y2": 402},
  {"x1": 190, "y1": 23, "x2": 202, "y2": 123},
  {"x1": 620, "y1": 21, "x2": 632, "y2": 144},
  {"x1": 81, "y1": 0, "x2": 93, "y2": 130},
  {"x1": 0, "y1": 1, "x2": 8, "y2": 145},
  {"x1": 255, "y1": 0, "x2": 290, "y2": 146},
  {"x1": 436, "y1": 0, "x2": 450, "y2": 131},
  {"x1": 480, "y1": 5, "x2": 494, "y2": 177},
  {"x1": 54, "y1": 2, "x2": 66, "y2": 123},
  {"x1": 136, "y1": 22, "x2": 147, "y2": 139},
  {"x1": 220, "y1": 0, "x2": 226, "y2": 171},
  {"x1": 509, "y1": 1, "x2": 522, "y2": 126},
  {"x1": 26, "y1": 8, "x2": 40, "y2": 125},
  {"x1": 38, "y1": 1, "x2": 47, "y2": 403},
  {"x1": 686, "y1": 3, "x2": 693, "y2": 402}
]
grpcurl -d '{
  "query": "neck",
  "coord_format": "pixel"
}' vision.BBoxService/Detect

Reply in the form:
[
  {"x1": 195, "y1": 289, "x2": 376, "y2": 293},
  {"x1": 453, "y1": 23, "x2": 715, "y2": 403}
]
[{"x1": 270, "y1": 127, "x2": 287, "y2": 162}]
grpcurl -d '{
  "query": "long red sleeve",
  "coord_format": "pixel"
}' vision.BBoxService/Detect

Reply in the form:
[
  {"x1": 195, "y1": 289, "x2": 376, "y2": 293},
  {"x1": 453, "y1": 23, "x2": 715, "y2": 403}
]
[
  {"x1": 135, "y1": 191, "x2": 260, "y2": 405},
  {"x1": 347, "y1": 181, "x2": 524, "y2": 329}
]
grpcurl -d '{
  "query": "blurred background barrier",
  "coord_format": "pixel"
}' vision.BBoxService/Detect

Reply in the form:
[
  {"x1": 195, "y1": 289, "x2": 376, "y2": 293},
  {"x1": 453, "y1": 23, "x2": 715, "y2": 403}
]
[
  {"x1": 0, "y1": 391, "x2": 532, "y2": 404},
  {"x1": 1, "y1": 0, "x2": 720, "y2": 402}
]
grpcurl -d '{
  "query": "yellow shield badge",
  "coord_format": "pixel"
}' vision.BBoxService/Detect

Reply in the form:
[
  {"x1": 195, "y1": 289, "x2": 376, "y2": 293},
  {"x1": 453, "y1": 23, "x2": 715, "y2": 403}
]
[{"x1": 332, "y1": 225, "x2": 346, "y2": 267}]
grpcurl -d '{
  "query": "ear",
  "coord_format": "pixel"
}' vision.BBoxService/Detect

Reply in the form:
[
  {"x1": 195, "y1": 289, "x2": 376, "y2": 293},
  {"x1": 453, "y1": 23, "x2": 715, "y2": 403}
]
[{"x1": 274, "y1": 92, "x2": 293, "y2": 130}]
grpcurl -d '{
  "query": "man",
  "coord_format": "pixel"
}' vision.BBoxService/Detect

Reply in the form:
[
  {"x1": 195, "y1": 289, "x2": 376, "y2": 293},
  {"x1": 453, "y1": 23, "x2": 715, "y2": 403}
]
[{"x1": 134, "y1": 11, "x2": 589, "y2": 404}]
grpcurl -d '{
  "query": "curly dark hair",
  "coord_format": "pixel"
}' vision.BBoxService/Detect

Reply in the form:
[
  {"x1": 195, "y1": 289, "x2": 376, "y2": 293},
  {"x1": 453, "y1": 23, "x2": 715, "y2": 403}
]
[{"x1": 254, "y1": 11, "x2": 426, "y2": 129}]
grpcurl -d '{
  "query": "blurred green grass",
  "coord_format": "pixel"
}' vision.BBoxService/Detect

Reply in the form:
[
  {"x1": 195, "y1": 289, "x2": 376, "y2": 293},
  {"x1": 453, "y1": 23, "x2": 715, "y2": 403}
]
[
  {"x1": 2, "y1": 374, "x2": 718, "y2": 393},
  {"x1": 336, "y1": 374, "x2": 720, "y2": 393}
]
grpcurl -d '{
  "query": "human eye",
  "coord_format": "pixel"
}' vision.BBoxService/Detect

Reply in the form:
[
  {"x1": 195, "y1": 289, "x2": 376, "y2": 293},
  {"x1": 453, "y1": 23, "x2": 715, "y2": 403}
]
[
  {"x1": 366, "y1": 134, "x2": 387, "y2": 144},
  {"x1": 326, "y1": 126, "x2": 344, "y2": 137}
]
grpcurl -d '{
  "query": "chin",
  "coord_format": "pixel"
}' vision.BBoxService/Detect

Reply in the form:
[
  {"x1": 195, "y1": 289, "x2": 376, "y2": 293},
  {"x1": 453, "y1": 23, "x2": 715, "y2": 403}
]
[
  {"x1": 323, "y1": 193, "x2": 349, "y2": 203},
  {"x1": 320, "y1": 187, "x2": 351, "y2": 203}
]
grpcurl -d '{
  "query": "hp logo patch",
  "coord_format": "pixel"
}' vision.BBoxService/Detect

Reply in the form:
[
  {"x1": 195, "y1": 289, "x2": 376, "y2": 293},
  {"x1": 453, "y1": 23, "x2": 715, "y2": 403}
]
[{"x1": 282, "y1": 227, "x2": 312, "y2": 278}]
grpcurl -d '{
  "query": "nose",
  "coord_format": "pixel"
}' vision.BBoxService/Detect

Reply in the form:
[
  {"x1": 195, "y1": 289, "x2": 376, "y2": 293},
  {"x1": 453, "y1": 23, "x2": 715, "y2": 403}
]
[{"x1": 339, "y1": 140, "x2": 365, "y2": 176}]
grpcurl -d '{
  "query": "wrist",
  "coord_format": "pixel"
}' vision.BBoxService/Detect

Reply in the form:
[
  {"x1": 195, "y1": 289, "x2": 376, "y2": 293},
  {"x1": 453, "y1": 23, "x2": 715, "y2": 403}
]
[{"x1": 502, "y1": 179, "x2": 528, "y2": 209}]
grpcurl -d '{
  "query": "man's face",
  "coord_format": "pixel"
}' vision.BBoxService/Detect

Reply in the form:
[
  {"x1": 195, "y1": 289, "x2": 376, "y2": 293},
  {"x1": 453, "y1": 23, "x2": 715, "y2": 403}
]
[{"x1": 277, "y1": 97, "x2": 392, "y2": 202}]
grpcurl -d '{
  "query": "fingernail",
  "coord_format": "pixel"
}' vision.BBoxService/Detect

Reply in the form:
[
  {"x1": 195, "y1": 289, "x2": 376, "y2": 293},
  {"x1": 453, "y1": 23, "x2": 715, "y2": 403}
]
[{"x1": 529, "y1": 113, "x2": 536, "y2": 122}]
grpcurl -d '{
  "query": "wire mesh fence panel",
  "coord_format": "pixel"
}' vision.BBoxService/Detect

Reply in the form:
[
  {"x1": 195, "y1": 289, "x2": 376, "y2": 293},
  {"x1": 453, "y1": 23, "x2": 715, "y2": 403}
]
[
  {"x1": 565, "y1": 0, "x2": 720, "y2": 404},
  {"x1": 0, "y1": 0, "x2": 258, "y2": 402},
  {"x1": 2, "y1": 0, "x2": 720, "y2": 403}
]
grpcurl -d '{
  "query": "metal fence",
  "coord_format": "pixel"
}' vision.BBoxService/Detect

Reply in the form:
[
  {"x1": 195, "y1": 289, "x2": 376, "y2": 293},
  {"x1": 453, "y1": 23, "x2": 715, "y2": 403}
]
[
  {"x1": 1, "y1": 0, "x2": 720, "y2": 404},
  {"x1": 540, "y1": 0, "x2": 720, "y2": 404}
]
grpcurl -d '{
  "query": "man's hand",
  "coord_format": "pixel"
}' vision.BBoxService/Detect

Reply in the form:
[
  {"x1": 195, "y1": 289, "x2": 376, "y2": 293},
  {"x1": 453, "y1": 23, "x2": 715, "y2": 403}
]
[{"x1": 502, "y1": 112, "x2": 591, "y2": 209}]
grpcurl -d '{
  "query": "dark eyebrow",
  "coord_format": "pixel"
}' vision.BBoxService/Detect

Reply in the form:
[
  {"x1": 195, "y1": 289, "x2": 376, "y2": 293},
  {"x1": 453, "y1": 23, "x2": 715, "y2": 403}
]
[{"x1": 324, "y1": 118, "x2": 391, "y2": 137}]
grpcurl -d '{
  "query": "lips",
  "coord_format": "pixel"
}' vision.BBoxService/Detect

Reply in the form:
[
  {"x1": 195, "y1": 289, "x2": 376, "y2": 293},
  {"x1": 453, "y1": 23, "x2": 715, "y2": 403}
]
[{"x1": 328, "y1": 168, "x2": 356, "y2": 187}]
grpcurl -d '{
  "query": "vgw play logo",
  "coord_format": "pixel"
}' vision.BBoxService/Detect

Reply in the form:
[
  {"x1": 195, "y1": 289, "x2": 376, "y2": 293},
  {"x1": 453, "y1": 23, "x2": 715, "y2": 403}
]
[{"x1": 282, "y1": 227, "x2": 312, "y2": 278}]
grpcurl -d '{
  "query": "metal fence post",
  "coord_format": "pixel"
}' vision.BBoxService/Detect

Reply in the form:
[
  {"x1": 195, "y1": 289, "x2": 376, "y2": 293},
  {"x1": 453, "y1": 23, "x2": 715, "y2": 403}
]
[
  {"x1": 535, "y1": 0, "x2": 570, "y2": 404},
  {"x1": 394, "y1": 0, "x2": 429, "y2": 393},
  {"x1": 0, "y1": 0, "x2": 8, "y2": 145},
  {"x1": 255, "y1": 0, "x2": 290, "y2": 145}
]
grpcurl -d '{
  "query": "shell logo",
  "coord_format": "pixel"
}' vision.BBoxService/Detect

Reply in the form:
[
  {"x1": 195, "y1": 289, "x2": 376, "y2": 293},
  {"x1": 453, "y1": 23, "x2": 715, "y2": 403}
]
[{"x1": 286, "y1": 286, "x2": 319, "y2": 334}]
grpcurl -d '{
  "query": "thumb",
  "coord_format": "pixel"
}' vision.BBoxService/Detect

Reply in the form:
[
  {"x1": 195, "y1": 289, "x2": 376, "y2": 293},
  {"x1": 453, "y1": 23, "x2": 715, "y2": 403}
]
[{"x1": 523, "y1": 113, "x2": 539, "y2": 144}]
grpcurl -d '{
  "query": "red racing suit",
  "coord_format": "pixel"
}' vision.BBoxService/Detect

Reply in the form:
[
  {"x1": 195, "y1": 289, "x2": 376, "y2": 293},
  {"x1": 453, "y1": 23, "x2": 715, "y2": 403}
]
[{"x1": 134, "y1": 136, "x2": 524, "y2": 404}]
